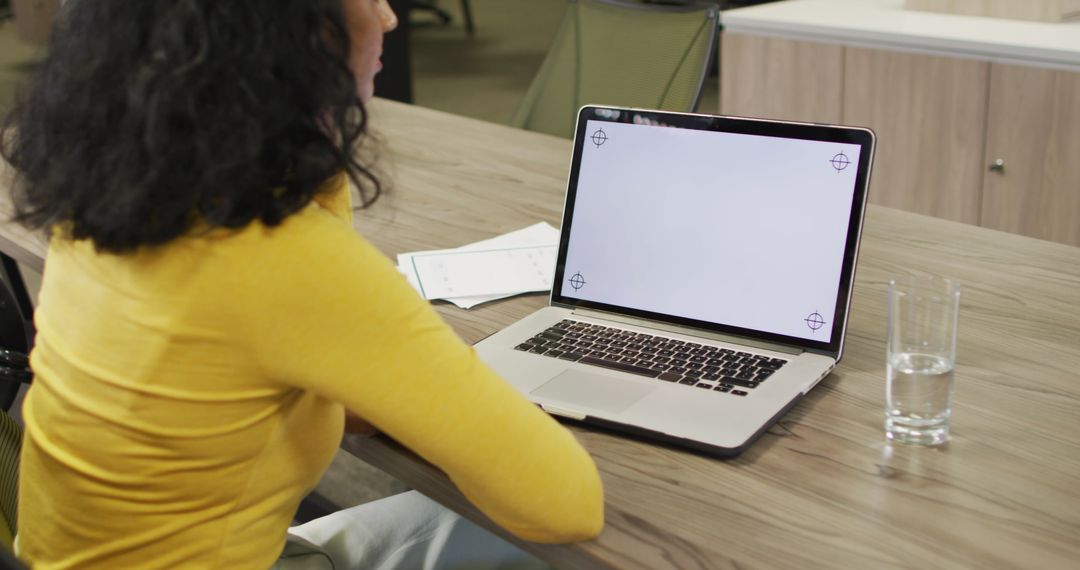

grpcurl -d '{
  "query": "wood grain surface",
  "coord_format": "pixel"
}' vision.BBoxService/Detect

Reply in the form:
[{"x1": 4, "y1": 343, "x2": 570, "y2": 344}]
[
  {"x1": 842, "y1": 46, "x2": 990, "y2": 226},
  {"x1": 720, "y1": 33, "x2": 844, "y2": 124},
  {"x1": 3, "y1": 99, "x2": 1080, "y2": 569}
]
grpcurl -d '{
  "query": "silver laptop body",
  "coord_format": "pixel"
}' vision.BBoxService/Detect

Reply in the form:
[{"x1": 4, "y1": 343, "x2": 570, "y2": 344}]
[{"x1": 476, "y1": 106, "x2": 875, "y2": 456}]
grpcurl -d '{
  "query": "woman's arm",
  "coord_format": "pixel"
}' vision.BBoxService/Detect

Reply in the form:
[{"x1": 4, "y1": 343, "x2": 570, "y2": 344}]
[{"x1": 228, "y1": 207, "x2": 604, "y2": 543}]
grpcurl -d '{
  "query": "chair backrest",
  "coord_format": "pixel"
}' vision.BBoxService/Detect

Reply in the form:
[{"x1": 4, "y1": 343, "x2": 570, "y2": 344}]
[
  {"x1": 0, "y1": 256, "x2": 32, "y2": 413},
  {"x1": 0, "y1": 259, "x2": 32, "y2": 556},
  {"x1": 512, "y1": 0, "x2": 719, "y2": 139}
]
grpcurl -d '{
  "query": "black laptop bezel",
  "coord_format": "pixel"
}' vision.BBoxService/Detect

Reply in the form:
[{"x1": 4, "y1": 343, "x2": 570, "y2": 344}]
[{"x1": 550, "y1": 105, "x2": 875, "y2": 357}]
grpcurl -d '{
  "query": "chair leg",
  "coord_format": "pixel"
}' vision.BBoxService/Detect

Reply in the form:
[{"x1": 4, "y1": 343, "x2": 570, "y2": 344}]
[
  {"x1": 460, "y1": 0, "x2": 475, "y2": 35},
  {"x1": 412, "y1": 1, "x2": 452, "y2": 25},
  {"x1": 412, "y1": 1, "x2": 473, "y2": 34}
]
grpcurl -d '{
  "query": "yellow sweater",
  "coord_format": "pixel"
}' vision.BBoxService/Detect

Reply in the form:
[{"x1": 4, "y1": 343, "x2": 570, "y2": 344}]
[{"x1": 17, "y1": 175, "x2": 604, "y2": 569}]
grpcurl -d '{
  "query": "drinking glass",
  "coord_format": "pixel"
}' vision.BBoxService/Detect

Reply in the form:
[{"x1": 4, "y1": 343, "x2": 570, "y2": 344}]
[{"x1": 885, "y1": 275, "x2": 960, "y2": 445}]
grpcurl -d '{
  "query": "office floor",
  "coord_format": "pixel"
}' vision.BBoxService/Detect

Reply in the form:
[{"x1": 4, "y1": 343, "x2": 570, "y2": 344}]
[{"x1": 0, "y1": 0, "x2": 719, "y2": 512}]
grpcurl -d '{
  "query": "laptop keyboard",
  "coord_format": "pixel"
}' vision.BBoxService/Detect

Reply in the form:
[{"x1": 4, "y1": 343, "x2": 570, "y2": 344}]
[{"x1": 514, "y1": 320, "x2": 788, "y2": 396}]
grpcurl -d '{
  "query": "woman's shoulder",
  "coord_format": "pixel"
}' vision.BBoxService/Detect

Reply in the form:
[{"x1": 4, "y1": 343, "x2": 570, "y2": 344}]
[{"x1": 45, "y1": 193, "x2": 371, "y2": 310}]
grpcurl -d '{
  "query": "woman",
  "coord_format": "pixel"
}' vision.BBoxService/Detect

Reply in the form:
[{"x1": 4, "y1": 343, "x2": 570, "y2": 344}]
[{"x1": 0, "y1": 0, "x2": 604, "y2": 568}]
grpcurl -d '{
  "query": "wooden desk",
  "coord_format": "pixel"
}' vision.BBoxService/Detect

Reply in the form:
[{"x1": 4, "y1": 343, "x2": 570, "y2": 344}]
[{"x1": 3, "y1": 99, "x2": 1080, "y2": 568}]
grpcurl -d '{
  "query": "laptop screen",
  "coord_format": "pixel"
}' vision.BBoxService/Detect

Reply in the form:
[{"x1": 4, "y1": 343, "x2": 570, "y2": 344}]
[{"x1": 552, "y1": 107, "x2": 874, "y2": 354}]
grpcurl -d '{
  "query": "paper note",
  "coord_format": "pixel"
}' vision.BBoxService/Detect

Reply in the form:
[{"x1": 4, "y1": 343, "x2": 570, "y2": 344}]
[
  {"x1": 397, "y1": 222, "x2": 560, "y2": 309},
  {"x1": 406, "y1": 245, "x2": 556, "y2": 299}
]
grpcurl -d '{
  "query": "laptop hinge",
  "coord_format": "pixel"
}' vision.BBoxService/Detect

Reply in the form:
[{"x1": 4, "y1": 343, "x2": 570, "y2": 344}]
[{"x1": 570, "y1": 308, "x2": 804, "y2": 356}]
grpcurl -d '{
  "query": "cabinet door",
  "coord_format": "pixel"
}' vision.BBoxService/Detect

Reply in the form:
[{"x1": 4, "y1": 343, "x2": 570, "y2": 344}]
[
  {"x1": 981, "y1": 63, "x2": 1080, "y2": 246},
  {"x1": 720, "y1": 33, "x2": 843, "y2": 123},
  {"x1": 843, "y1": 47, "x2": 989, "y2": 224}
]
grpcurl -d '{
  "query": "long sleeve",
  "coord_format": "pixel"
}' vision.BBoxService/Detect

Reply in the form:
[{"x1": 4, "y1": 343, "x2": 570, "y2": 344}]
[{"x1": 224, "y1": 204, "x2": 605, "y2": 543}]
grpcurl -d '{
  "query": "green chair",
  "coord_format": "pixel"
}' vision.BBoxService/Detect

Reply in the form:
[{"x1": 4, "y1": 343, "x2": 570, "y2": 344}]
[
  {"x1": 512, "y1": 0, "x2": 720, "y2": 139},
  {"x1": 0, "y1": 258, "x2": 34, "y2": 560}
]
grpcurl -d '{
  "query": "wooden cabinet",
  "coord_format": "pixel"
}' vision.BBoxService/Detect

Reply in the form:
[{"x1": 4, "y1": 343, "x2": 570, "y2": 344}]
[
  {"x1": 981, "y1": 64, "x2": 1080, "y2": 245},
  {"x1": 721, "y1": 32, "x2": 1080, "y2": 246},
  {"x1": 720, "y1": 34, "x2": 843, "y2": 124},
  {"x1": 842, "y1": 47, "x2": 989, "y2": 224}
]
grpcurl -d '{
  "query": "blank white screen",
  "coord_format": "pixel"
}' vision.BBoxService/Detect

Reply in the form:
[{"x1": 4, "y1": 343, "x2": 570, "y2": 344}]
[{"x1": 561, "y1": 119, "x2": 861, "y2": 342}]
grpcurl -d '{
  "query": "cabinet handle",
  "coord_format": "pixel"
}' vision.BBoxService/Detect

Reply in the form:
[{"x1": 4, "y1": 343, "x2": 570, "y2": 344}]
[{"x1": 989, "y1": 159, "x2": 1006, "y2": 174}]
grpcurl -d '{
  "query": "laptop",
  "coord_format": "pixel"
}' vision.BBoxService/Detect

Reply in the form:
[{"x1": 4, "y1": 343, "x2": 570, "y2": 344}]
[{"x1": 475, "y1": 105, "x2": 875, "y2": 457}]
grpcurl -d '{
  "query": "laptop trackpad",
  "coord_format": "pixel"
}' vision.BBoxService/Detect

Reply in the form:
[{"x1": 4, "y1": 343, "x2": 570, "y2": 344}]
[{"x1": 530, "y1": 370, "x2": 655, "y2": 414}]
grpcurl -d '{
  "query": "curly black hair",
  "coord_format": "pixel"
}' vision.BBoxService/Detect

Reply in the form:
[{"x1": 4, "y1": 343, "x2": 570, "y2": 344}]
[{"x1": 1, "y1": 0, "x2": 380, "y2": 253}]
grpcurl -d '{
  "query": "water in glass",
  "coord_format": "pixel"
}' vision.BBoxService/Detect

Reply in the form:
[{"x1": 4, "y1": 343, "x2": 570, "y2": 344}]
[{"x1": 886, "y1": 351, "x2": 954, "y2": 445}]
